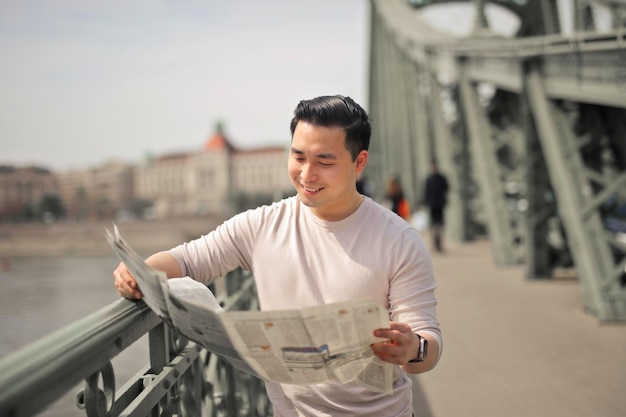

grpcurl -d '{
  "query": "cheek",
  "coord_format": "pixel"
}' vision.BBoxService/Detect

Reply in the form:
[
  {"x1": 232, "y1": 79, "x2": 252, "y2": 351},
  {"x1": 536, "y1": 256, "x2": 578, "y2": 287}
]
[
  {"x1": 287, "y1": 160, "x2": 299, "y2": 178},
  {"x1": 326, "y1": 166, "x2": 350, "y2": 182}
]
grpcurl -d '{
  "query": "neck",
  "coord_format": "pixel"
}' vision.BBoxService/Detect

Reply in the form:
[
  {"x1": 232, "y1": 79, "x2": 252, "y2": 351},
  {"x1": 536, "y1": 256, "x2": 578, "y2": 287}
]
[{"x1": 312, "y1": 193, "x2": 364, "y2": 222}]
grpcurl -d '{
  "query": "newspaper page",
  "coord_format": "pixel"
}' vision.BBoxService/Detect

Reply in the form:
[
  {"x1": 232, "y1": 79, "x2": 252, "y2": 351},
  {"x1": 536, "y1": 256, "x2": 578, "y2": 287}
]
[
  {"x1": 105, "y1": 225, "x2": 394, "y2": 393},
  {"x1": 105, "y1": 224, "x2": 171, "y2": 320},
  {"x1": 165, "y1": 278, "x2": 261, "y2": 376},
  {"x1": 223, "y1": 299, "x2": 393, "y2": 393}
]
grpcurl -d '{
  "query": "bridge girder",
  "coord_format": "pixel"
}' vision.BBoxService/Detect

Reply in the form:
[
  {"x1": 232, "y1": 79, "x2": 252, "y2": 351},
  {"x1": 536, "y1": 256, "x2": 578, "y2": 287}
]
[
  {"x1": 406, "y1": 0, "x2": 561, "y2": 36},
  {"x1": 369, "y1": 0, "x2": 626, "y2": 320}
]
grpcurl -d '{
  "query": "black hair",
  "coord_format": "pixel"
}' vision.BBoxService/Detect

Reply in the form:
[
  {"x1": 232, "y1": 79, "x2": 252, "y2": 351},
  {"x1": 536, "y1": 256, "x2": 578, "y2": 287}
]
[{"x1": 289, "y1": 95, "x2": 371, "y2": 161}]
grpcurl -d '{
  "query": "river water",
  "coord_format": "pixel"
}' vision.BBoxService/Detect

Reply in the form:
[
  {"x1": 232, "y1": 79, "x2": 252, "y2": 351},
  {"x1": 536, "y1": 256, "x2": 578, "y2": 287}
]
[{"x1": 0, "y1": 255, "x2": 150, "y2": 417}]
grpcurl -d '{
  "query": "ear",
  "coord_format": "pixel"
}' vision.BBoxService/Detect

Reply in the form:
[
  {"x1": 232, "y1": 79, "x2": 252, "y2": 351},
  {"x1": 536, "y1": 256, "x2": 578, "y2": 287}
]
[{"x1": 355, "y1": 150, "x2": 368, "y2": 173}]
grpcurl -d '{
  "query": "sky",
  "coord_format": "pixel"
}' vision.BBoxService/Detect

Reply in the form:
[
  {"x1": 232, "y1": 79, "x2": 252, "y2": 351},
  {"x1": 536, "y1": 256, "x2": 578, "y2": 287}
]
[
  {"x1": 0, "y1": 0, "x2": 371, "y2": 170},
  {"x1": 0, "y1": 1, "x2": 530, "y2": 171}
]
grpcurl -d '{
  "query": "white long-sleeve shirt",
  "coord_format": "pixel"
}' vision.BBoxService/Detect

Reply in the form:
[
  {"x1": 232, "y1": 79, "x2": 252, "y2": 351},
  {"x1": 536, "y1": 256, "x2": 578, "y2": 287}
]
[{"x1": 168, "y1": 196, "x2": 441, "y2": 417}]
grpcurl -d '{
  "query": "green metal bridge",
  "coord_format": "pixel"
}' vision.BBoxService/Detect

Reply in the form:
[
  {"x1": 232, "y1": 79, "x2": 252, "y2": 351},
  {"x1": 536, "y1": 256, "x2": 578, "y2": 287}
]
[
  {"x1": 1, "y1": 1, "x2": 625, "y2": 415},
  {"x1": 367, "y1": 0, "x2": 626, "y2": 322}
]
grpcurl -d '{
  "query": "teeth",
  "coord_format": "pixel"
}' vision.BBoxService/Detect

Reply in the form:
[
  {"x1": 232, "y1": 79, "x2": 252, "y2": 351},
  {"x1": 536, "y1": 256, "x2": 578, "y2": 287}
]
[{"x1": 303, "y1": 186, "x2": 320, "y2": 192}]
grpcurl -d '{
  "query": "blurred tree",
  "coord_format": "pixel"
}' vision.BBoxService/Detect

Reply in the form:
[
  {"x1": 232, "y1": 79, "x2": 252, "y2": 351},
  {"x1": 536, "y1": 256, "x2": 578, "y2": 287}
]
[
  {"x1": 21, "y1": 202, "x2": 36, "y2": 221},
  {"x1": 127, "y1": 198, "x2": 153, "y2": 218},
  {"x1": 39, "y1": 194, "x2": 66, "y2": 220}
]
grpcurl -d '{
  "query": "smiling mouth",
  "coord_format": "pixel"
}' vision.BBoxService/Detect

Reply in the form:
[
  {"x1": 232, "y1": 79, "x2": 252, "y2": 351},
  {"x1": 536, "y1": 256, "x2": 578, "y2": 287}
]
[{"x1": 301, "y1": 184, "x2": 323, "y2": 193}]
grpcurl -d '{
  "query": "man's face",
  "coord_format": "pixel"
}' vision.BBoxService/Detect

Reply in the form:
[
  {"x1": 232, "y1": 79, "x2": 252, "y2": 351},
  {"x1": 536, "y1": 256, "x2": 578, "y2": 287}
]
[{"x1": 288, "y1": 121, "x2": 367, "y2": 221}]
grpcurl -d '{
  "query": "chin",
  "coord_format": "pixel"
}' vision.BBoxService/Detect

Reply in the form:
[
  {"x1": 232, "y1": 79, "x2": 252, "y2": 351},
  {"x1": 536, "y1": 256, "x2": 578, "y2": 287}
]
[
  {"x1": 298, "y1": 194, "x2": 314, "y2": 206},
  {"x1": 297, "y1": 192, "x2": 320, "y2": 208}
]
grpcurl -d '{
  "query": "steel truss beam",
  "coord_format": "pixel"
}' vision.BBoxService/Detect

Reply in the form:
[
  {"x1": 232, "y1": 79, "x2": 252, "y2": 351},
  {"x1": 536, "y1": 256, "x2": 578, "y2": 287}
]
[
  {"x1": 457, "y1": 57, "x2": 520, "y2": 265},
  {"x1": 369, "y1": 0, "x2": 626, "y2": 320},
  {"x1": 525, "y1": 61, "x2": 626, "y2": 320}
]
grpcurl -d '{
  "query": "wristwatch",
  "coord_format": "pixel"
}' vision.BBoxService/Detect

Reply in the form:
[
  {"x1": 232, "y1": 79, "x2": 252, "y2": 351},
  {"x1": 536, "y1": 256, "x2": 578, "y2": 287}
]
[{"x1": 408, "y1": 334, "x2": 428, "y2": 363}]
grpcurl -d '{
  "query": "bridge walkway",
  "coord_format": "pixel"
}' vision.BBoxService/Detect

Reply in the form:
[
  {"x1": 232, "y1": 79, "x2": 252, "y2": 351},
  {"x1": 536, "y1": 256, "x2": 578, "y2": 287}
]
[{"x1": 411, "y1": 236, "x2": 626, "y2": 417}]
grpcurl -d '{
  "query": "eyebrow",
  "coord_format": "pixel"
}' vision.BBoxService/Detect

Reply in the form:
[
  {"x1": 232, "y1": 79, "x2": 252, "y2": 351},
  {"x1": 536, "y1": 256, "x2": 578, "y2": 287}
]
[{"x1": 290, "y1": 147, "x2": 337, "y2": 160}]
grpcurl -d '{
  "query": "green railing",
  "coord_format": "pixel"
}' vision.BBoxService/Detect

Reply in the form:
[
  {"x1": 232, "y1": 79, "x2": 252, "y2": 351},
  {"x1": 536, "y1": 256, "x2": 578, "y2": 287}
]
[{"x1": 0, "y1": 269, "x2": 271, "y2": 417}]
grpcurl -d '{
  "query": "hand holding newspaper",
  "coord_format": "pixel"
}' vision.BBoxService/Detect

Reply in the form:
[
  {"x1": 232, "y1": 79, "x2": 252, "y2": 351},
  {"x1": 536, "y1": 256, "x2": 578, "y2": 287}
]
[{"x1": 105, "y1": 224, "x2": 394, "y2": 393}]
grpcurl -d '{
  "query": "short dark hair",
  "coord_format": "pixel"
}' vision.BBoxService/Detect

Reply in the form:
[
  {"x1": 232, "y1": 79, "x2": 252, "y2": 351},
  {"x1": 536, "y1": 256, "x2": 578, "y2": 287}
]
[{"x1": 289, "y1": 95, "x2": 371, "y2": 161}]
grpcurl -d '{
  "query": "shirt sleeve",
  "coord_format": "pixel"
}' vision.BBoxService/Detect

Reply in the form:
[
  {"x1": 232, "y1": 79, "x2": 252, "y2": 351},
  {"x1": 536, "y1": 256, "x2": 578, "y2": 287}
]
[
  {"x1": 167, "y1": 210, "x2": 257, "y2": 284},
  {"x1": 387, "y1": 228, "x2": 442, "y2": 362}
]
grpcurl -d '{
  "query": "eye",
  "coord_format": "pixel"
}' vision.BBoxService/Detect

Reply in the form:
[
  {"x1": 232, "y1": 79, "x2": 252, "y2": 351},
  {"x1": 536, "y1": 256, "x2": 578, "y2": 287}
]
[{"x1": 319, "y1": 162, "x2": 334, "y2": 166}]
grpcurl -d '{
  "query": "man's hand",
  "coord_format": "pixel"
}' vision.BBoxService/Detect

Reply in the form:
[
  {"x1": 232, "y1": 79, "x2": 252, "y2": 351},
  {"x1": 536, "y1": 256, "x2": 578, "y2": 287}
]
[
  {"x1": 371, "y1": 322, "x2": 418, "y2": 365},
  {"x1": 113, "y1": 262, "x2": 143, "y2": 300}
]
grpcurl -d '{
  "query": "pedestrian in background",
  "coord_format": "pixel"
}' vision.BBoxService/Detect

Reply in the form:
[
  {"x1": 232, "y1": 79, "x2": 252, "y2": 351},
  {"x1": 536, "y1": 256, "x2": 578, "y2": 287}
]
[
  {"x1": 384, "y1": 175, "x2": 411, "y2": 221},
  {"x1": 424, "y1": 162, "x2": 449, "y2": 252}
]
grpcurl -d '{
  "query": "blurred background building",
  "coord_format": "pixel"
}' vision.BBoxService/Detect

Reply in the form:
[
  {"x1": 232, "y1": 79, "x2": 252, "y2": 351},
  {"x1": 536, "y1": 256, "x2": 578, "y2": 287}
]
[
  {"x1": 0, "y1": 123, "x2": 293, "y2": 223},
  {"x1": 0, "y1": 166, "x2": 57, "y2": 222}
]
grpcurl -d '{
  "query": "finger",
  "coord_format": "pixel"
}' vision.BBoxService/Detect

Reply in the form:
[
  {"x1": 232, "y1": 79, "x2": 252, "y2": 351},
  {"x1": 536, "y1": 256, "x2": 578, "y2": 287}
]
[
  {"x1": 114, "y1": 268, "x2": 129, "y2": 292},
  {"x1": 120, "y1": 283, "x2": 142, "y2": 300},
  {"x1": 374, "y1": 323, "x2": 412, "y2": 344},
  {"x1": 118, "y1": 277, "x2": 141, "y2": 299},
  {"x1": 114, "y1": 273, "x2": 131, "y2": 297},
  {"x1": 115, "y1": 263, "x2": 134, "y2": 285},
  {"x1": 371, "y1": 340, "x2": 402, "y2": 356},
  {"x1": 113, "y1": 265, "x2": 142, "y2": 299},
  {"x1": 372, "y1": 322, "x2": 417, "y2": 363},
  {"x1": 388, "y1": 321, "x2": 412, "y2": 333},
  {"x1": 371, "y1": 344, "x2": 404, "y2": 365}
]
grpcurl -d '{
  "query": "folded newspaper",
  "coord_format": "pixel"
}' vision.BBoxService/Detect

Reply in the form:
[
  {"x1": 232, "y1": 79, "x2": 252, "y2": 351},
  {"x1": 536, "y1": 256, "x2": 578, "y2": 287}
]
[{"x1": 105, "y1": 224, "x2": 394, "y2": 393}]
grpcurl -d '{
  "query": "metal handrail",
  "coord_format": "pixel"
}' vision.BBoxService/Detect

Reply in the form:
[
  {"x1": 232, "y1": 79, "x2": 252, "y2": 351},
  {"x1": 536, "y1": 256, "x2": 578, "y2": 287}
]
[
  {"x1": 0, "y1": 269, "x2": 270, "y2": 417},
  {"x1": 0, "y1": 299, "x2": 160, "y2": 417}
]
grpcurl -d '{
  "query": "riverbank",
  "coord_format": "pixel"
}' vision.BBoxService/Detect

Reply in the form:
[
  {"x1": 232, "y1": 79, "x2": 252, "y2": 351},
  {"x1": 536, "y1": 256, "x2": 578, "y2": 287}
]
[{"x1": 0, "y1": 216, "x2": 228, "y2": 257}]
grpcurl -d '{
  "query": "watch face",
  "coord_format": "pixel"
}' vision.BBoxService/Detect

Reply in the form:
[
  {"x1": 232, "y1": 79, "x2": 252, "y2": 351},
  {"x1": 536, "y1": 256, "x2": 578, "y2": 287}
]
[{"x1": 408, "y1": 334, "x2": 427, "y2": 363}]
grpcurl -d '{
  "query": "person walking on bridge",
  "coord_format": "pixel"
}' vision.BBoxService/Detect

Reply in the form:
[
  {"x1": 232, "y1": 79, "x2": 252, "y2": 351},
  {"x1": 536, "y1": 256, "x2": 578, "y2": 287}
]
[
  {"x1": 384, "y1": 175, "x2": 411, "y2": 221},
  {"x1": 424, "y1": 162, "x2": 449, "y2": 252},
  {"x1": 113, "y1": 95, "x2": 442, "y2": 417}
]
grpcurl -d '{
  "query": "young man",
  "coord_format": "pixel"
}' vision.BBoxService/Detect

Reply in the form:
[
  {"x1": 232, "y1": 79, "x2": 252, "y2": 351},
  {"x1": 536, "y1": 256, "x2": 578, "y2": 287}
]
[{"x1": 114, "y1": 95, "x2": 442, "y2": 416}]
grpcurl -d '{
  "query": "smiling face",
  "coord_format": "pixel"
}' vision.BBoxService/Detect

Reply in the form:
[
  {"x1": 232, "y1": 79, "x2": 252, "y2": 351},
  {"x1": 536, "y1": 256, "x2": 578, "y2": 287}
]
[{"x1": 288, "y1": 121, "x2": 368, "y2": 221}]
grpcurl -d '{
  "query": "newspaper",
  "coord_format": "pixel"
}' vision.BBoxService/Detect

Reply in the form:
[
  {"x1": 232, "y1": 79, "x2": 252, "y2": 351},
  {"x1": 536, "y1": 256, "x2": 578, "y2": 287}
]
[{"x1": 105, "y1": 224, "x2": 394, "y2": 393}]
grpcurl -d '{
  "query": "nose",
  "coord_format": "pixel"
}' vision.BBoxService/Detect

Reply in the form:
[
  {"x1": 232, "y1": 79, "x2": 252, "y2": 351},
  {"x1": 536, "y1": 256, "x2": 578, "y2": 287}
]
[{"x1": 300, "y1": 163, "x2": 318, "y2": 183}]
